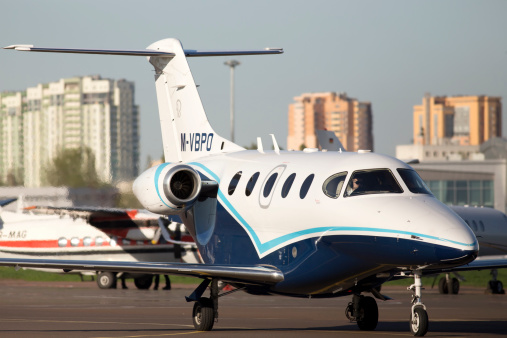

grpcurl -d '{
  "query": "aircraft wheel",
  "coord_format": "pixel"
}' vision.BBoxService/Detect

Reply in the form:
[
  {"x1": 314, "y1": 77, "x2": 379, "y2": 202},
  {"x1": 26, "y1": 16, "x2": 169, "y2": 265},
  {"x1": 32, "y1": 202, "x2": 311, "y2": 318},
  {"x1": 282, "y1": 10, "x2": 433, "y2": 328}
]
[
  {"x1": 450, "y1": 278, "x2": 460, "y2": 294},
  {"x1": 438, "y1": 277, "x2": 448, "y2": 294},
  {"x1": 410, "y1": 306, "x2": 428, "y2": 336},
  {"x1": 489, "y1": 280, "x2": 505, "y2": 294},
  {"x1": 192, "y1": 297, "x2": 215, "y2": 331},
  {"x1": 356, "y1": 296, "x2": 378, "y2": 331},
  {"x1": 97, "y1": 272, "x2": 116, "y2": 289},
  {"x1": 134, "y1": 275, "x2": 153, "y2": 290}
]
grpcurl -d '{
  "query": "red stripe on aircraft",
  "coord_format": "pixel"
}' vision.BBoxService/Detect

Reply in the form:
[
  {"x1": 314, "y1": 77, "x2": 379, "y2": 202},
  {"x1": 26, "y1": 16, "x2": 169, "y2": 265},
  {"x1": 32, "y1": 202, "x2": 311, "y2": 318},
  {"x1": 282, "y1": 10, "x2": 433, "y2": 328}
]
[{"x1": 0, "y1": 240, "x2": 59, "y2": 248}]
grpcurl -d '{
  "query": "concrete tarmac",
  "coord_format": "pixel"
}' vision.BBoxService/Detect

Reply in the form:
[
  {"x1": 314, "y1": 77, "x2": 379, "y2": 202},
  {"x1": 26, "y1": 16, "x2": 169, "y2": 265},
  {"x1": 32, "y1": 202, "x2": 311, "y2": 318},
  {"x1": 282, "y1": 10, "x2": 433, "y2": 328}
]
[{"x1": 0, "y1": 279, "x2": 505, "y2": 337}]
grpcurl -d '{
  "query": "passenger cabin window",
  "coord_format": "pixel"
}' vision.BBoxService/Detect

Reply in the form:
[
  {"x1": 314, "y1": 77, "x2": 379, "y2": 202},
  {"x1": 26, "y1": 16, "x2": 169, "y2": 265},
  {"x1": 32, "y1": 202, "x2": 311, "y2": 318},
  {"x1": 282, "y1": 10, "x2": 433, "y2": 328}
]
[
  {"x1": 300, "y1": 174, "x2": 315, "y2": 199},
  {"x1": 228, "y1": 171, "x2": 242, "y2": 195},
  {"x1": 397, "y1": 169, "x2": 432, "y2": 194},
  {"x1": 281, "y1": 173, "x2": 296, "y2": 198},
  {"x1": 479, "y1": 220, "x2": 485, "y2": 232},
  {"x1": 245, "y1": 172, "x2": 260, "y2": 196},
  {"x1": 323, "y1": 172, "x2": 347, "y2": 198},
  {"x1": 345, "y1": 169, "x2": 402, "y2": 197},
  {"x1": 263, "y1": 173, "x2": 279, "y2": 197}
]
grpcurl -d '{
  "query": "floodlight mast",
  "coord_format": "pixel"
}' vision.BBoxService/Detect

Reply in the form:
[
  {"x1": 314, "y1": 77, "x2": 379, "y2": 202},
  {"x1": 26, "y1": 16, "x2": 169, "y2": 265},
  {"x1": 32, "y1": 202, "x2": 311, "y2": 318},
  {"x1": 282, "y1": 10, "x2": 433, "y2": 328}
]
[{"x1": 224, "y1": 60, "x2": 240, "y2": 143}]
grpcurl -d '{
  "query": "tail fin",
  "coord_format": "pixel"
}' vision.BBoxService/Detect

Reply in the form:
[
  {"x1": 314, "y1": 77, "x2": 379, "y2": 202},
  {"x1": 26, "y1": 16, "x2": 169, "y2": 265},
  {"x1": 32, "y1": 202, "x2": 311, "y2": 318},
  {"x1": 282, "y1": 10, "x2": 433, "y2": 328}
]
[
  {"x1": 146, "y1": 39, "x2": 241, "y2": 162},
  {"x1": 4, "y1": 39, "x2": 283, "y2": 163}
]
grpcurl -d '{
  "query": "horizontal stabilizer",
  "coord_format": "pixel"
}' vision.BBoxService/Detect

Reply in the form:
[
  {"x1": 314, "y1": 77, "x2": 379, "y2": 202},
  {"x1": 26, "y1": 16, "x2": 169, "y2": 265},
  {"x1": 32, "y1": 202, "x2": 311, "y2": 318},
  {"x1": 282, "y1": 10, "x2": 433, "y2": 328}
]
[
  {"x1": 3, "y1": 45, "x2": 174, "y2": 57},
  {"x1": 0, "y1": 258, "x2": 284, "y2": 285},
  {"x1": 3, "y1": 45, "x2": 283, "y2": 58},
  {"x1": 0, "y1": 198, "x2": 17, "y2": 207}
]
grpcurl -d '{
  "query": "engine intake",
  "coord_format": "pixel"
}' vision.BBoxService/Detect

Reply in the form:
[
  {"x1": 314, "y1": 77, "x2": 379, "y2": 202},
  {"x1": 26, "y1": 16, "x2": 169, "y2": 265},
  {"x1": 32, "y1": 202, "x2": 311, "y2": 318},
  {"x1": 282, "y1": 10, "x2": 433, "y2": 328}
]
[
  {"x1": 133, "y1": 163, "x2": 205, "y2": 215},
  {"x1": 163, "y1": 165, "x2": 201, "y2": 206}
]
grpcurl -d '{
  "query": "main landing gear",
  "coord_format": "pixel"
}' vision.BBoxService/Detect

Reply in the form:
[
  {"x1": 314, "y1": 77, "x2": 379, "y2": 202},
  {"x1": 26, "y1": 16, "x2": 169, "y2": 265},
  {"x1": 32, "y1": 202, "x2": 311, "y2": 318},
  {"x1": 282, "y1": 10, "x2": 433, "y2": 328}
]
[
  {"x1": 187, "y1": 278, "x2": 243, "y2": 331},
  {"x1": 408, "y1": 271, "x2": 429, "y2": 336},
  {"x1": 437, "y1": 273, "x2": 460, "y2": 294},
  {"x1": 345, "y1": 294, "x2": 379, "y2": 331},
  {"x1": 487, "y1": 269, "x2": 505, "y2": 294}
]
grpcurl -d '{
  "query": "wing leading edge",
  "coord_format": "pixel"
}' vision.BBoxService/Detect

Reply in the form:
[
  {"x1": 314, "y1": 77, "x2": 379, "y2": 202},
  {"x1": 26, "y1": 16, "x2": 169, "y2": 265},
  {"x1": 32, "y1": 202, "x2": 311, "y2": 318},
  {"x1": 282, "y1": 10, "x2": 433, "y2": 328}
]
[{"x1": 0, "y1": 258, "x2": 284, "y2": 285}]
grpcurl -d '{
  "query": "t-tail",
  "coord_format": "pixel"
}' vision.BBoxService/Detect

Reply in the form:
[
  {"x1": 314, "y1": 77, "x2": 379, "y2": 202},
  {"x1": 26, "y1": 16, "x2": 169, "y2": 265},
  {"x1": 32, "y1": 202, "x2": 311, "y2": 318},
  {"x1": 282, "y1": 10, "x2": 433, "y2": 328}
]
[{"x1": 4, "y1": 38, "x2": 283, "y2": 163}]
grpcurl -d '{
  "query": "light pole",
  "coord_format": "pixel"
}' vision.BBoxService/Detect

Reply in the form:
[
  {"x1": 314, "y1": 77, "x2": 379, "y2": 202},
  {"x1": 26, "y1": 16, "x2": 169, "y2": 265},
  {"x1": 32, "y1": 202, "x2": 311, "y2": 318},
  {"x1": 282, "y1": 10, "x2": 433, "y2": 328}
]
[{"x1": 224, "y1": 60, "x2": 240, "y2": 142}]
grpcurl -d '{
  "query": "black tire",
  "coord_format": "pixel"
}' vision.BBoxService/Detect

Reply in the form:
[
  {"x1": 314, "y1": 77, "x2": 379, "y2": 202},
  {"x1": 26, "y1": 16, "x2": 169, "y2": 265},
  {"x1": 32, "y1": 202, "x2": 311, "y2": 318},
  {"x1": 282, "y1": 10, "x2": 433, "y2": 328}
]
[
  {"x1": 410, "y1": 306, "x2": 429, "y2": 336},
  {"x1": 451, "y1": 278, "x2": 460, "y2": 294},
  {"x1": 498, "y1": 281, "x2": 505, "y2": 294},
  {"x1": 97, "y1": 272, "x2": 116, "y2": 289},
  {"x1": 134, "y1": 275, "x2": 153, "y2": 289},
  {"x1": 356, "y1": 296, "x2": 378, "y2": 331},
  {"x1": 438, "y1": 277, "x2": 448, "y2": 294},
  {"x1": 489, "y1": 280, "x2": 505, "y2": 294},
  {"x1": 192, "y1": 297, "x2": 215, "y2": 331}
]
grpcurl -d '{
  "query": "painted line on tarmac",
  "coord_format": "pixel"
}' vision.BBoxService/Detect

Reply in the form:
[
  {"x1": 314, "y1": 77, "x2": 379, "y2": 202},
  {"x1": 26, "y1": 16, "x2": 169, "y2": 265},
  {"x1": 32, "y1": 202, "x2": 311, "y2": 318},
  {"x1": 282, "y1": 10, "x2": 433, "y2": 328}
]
[
  {"x1": 95, "y1": 332, "x2": 202, "y2": 338},
  {"x1": 0, "y1": 318, "x2": 194, "y2": 328}
]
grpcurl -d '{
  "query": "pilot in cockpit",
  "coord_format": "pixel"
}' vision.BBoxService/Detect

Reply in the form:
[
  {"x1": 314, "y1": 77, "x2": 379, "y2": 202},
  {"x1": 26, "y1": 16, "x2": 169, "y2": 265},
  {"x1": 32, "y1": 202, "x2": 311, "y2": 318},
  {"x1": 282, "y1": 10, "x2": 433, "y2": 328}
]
[{"x1": 347, "y1": 173, "x2": 367, "y2": 195}]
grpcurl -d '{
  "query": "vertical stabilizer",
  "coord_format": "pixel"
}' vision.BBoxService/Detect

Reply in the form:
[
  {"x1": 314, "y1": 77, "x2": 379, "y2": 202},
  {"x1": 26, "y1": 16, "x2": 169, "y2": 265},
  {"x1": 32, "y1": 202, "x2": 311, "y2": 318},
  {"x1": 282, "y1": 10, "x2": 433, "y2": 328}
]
[{"x1": 147, "y1": 39, "x2": 243, "y2": 163}]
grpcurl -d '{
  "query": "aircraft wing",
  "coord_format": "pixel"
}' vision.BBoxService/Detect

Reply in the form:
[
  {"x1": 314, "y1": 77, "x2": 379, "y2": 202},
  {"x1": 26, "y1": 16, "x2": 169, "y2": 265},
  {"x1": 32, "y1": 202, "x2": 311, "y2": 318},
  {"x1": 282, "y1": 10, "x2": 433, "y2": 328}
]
[
  {"x1": 25, "y1": 205, "x2": 154, "y2": 222},
  {"x1": 0, "y1": 258, "x2": 283, "y2": 285},
  {"x1": 391, "y1": 255, "x2": 507, "y2": 280},
  {"x1": 430, "y1": 255, "x2": 507, "y2": 273},
  {"x1": 25, "y1": 205, "x2": 193, "y2": 245}
]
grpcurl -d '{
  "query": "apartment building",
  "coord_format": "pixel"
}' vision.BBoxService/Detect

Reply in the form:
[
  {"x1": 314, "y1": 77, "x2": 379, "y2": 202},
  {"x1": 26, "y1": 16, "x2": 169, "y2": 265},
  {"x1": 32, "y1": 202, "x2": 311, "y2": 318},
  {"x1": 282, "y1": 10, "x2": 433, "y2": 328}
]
[
  {"x1": 413, "y1": 94, "x2": 502, "y2": 146},
  {"x1": 287, "y1": 92, "x2": 373, "y2": 152},
  {"x1": 0, "y1": 75, "x2": 139, "y2": 186}
]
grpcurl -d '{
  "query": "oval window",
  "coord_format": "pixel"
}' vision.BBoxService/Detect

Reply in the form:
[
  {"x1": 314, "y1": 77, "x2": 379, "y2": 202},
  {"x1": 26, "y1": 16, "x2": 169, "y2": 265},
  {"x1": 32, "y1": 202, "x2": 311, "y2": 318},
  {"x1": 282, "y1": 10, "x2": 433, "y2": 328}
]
[
  {"x1": 70, "y1": 237, "x2": 80, "y2": 247},
  {"x1": 471, "y1": 220, "x2": 478, "y2": 232},
  {"x1": 58, "y1": 237, "x2": 68, "y2": 248},
  {"x1": 263, "y1": 173, "x2": 279, "y2": 198},
  {"x1": 479, "y1": 221, "x2": 485, "y2": 232},
  {"x1": 245, "y1": 172, "x2": 260, "y2": 196},
  {"x1": 83, "y1": 237, "x2": 92, "y2": 246},
  {"x1": 95, "y1": 237, "x2": 104, "y2": 246},
  {"x1": 228, "y1": 171, "x2": 242, "y2": 195},
  {"x1": 281, "y1": 173, "x2": 296, "y2": 198},
  {"x1": 322, "y1": 172, "x2": 347, "y2": 198},
  {"x1": 300, "y1": 174, "x2": 315, "y2": 199}
]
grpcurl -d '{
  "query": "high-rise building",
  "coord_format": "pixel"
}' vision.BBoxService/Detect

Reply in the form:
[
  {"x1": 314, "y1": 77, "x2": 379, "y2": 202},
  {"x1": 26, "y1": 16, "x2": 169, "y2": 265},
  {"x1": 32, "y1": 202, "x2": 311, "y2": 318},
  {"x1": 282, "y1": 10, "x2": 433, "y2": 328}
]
[
  {"x1": 287, "y1": 92, "x2": 373, "y2": 152},
  {"x1": 413, "y1": 94, "x2": 502, "y2": 146},
  {"x1": 0, "y1": 75, "x2": 139, "y2": 187}
]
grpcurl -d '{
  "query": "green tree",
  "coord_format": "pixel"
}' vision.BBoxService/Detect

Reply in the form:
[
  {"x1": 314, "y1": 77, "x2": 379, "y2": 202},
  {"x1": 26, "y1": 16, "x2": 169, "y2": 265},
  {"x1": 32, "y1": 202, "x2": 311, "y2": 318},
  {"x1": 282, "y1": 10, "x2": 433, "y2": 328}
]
[{"x1": 45, "y1": 147, "x2": 102, "y2": 188}]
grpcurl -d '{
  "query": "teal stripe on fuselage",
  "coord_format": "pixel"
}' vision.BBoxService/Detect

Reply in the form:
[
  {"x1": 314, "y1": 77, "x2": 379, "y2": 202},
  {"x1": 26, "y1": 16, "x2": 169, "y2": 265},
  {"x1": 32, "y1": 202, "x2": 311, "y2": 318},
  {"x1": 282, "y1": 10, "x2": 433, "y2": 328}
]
[{"x1": 187, "y1": 162, "x2": 477, "y2": 255}]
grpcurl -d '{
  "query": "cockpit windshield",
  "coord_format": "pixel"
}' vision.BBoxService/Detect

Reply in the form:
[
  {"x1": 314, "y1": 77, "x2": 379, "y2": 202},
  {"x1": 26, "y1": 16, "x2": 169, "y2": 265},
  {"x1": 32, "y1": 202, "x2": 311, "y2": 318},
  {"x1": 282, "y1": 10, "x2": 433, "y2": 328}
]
[
  {"x1": 344, "y1": 169, "x2": 403, "y2": 197},
  {"x1": 397, "y1": 169, "x2": 432, "y2": 195}
]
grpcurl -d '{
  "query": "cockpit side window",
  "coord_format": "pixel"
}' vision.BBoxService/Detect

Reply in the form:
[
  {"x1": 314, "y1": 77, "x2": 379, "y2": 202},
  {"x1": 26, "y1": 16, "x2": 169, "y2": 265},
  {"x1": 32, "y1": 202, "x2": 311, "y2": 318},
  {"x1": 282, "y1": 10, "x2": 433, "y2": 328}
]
[
  {"x1": 322, "y1": 172, "x2": 347, "y2": 199},
  {"x1": 344, "y1": 169, "x2": 403, "y2": 197},
  {"x1": 397, "y1": 169, "x2": 432, "y2": 195}
]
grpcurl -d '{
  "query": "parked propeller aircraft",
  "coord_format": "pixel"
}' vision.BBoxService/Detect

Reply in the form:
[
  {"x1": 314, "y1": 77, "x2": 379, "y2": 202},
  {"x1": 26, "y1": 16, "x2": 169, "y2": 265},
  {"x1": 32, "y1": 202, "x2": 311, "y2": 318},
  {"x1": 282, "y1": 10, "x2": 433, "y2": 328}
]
[
  {"x1": 2, "y1": 38, "x2": 507, "y2": 336},
  {"x1": 0, "y1": 199, "x2": 198, "y2": 289}
]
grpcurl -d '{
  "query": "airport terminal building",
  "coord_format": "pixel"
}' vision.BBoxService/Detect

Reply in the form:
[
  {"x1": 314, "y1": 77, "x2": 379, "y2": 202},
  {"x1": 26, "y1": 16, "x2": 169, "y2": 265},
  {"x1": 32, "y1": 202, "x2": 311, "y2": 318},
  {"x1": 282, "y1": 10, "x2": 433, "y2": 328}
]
[{"x1": 398, "y1": 138, "x2": 507, "y2": 213}]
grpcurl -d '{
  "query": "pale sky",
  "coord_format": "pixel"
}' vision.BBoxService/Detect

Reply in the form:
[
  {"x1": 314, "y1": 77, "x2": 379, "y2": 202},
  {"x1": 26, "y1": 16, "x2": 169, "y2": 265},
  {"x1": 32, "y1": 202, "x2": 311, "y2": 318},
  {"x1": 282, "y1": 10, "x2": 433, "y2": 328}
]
[{"x1": 1, "y1": 0, "x2": 506, "y2": 169}]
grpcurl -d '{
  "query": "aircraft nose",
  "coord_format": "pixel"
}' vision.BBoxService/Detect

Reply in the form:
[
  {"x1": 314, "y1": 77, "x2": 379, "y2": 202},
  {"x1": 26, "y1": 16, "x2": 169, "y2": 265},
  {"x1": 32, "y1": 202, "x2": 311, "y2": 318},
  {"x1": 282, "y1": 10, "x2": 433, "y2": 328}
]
[
  {"x1": 403, "y1": 197, "x2": 478, "y2": 267},
  {"x1": 434, "y1": 224, "x2": 478, "y2": 266}
]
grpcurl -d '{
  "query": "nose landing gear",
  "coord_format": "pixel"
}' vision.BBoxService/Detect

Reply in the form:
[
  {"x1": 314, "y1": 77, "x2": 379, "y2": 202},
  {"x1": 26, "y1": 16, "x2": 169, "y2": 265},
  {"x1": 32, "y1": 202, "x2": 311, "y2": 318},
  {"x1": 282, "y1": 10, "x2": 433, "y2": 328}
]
[{"x1": 408, "y1": 271, "x2": 429, "y2": 336}]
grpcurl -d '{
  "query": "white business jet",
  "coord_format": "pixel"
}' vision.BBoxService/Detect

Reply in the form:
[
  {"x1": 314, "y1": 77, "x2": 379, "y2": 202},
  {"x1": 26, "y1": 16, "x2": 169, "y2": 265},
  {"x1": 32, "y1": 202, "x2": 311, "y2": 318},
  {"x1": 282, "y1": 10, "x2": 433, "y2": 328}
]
[{"x1": 2, "y1": 39, "x2": 507, "y2": 337}]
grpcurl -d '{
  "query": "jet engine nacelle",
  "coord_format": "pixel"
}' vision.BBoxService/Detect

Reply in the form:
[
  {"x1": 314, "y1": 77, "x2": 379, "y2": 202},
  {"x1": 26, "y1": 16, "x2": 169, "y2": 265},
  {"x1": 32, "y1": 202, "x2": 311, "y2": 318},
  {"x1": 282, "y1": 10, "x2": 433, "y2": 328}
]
[{"x1": 133, "y1": 164, "x2": 202, "y2": 215}]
